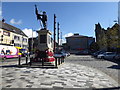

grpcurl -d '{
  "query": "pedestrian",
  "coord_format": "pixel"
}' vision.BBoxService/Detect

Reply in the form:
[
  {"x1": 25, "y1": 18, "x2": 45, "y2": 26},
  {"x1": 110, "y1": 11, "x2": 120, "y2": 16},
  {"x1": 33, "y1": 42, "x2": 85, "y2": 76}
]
[
  {"x1": 6, "y1": 48, "x2": 10, "y2": 55},
  {"x1": 1, "y1": 48, "x2": 5, "y2": 55}
]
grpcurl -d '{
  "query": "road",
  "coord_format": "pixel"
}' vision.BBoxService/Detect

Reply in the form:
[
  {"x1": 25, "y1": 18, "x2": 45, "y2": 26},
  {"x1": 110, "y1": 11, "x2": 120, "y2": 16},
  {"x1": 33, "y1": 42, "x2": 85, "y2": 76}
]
[{"x1": 65, "y1": 54, "x2": 120, "y2": 86}]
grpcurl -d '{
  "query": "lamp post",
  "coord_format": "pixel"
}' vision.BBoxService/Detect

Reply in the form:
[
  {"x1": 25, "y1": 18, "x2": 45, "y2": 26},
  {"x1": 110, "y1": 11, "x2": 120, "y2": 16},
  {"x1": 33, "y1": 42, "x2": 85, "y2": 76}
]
[
  {"x1": 54, "y1": 14, "x2": 56, "y2": 53},
  {"x1": 31, "y1": 29, "x2": 35, "y2": 53},
  {"x1": 31, "y1": 29, "x2": 36, "y2": 53},
  {"x1": 57, "y1": 22, "x2": 60, "y2": 48},
  {"x1": 60, "y1": 32, "x2": 62, "y2": 46}
]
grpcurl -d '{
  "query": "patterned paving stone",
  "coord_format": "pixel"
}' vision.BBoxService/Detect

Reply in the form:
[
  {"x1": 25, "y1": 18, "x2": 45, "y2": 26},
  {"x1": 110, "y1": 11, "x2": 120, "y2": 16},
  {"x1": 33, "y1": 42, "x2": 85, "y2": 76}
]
[
  {"x1": 1, "y1": 63, "x2": 118, "y2": 88},
  {"x1": 41, "y1": 81, "x2": 52, "y2": 85},
  {"x1": 26, "y1": 84, "x2": 32, "y2": 88},
  {"x1": 6, "y1": 85, "x2": 12, "y2": 88}
]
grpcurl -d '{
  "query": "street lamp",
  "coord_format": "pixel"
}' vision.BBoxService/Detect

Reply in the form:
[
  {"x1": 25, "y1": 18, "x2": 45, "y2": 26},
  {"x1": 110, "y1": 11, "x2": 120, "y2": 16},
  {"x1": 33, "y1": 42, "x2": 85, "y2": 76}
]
[{"x1": 31, "y1": 29, "x2": 37, "y2": 52}]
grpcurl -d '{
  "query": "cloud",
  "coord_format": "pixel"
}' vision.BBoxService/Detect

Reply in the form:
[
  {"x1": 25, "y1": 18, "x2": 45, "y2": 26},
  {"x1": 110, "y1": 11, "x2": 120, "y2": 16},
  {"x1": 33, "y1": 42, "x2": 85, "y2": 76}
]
[
  {"x1": 57, "y1": 33, "x2": 73, "y2": 44},
  {"x1": 63, "y1": 33, "x2": 73, "y2": 38},
  {"x1": 22, "y1": 28, "x2": 38, "y2": 38},
  {"x1": 10, "y1": 19, "x2": 22, "y2": 25},
  {"x1": 59, "y1": 39, "x2": 66, "y2": 44}
]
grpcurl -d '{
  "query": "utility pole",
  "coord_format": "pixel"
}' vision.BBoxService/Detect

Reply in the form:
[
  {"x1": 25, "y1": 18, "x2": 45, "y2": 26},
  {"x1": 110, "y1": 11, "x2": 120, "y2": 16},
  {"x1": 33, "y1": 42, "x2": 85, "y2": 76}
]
[
  {"x1": 118, "y1": 21, "x2": 120, "y2": 52},
  {"x1": 60, "y1": 32, "x2": 62, "y2": 46},
  {"x1": 57, "y1": 22, "x2": 60, "y2": 47},
  {"x1": 54, "y1": 14, "x2": 56, "y2": 53},
  {"x1": 32, "y1": 29, "x2": 33, "y2": 52}
]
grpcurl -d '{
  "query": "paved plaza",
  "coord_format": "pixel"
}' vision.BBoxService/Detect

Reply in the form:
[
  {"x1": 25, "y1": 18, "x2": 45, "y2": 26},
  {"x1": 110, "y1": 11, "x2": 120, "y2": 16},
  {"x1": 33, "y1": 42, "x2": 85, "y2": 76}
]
[{"x1": 1, "y1": 62, "x2": 119, "y2": 89}]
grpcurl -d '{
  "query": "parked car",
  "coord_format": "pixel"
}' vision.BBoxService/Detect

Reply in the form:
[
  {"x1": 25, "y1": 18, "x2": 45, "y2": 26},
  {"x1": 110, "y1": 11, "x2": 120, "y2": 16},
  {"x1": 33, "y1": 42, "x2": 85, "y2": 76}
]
[
  {"x1": 61, "y1": 51, "x2": 70, "y2": 57},
  {"x1": 54, "y1": 53, "x2": 63, "y2": 58},
  {"x1": 97, "y1": 52, "x2": 106, "y2": 59},
  {"x1": 92, "y1": 51, "x2": 105, "y2": 57},
  {"x1": 76, "y1": 50, "x2": 91, "y2": 55},
  {"x1": 97, "y1": 52, "x2": 117, "y2": 60},
  {"x1": 103, "y1": 52, "x2": 117, "y2": 60},
  {"x1": 54, "y1": 52, "x2": 65, "y2": 58},
  {"x1": 67, "y1": 52, "x2": 70, "y2": 56},
  {"x1": 114, "y1": 53, "x2": 120, "y2": 60}
]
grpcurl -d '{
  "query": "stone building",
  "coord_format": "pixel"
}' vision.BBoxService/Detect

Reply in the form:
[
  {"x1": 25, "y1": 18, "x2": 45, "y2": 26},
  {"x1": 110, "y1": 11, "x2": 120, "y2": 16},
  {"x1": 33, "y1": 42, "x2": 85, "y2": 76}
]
[
  {"x1": 95, "y1": 23, "x2": 120, "y2": 51},
  {"x1": 66, "y1": 33, "x2": 95, "y2": 50},
  {"x1": 95, "y1": 23, "x2": 107, "y2": 51}
]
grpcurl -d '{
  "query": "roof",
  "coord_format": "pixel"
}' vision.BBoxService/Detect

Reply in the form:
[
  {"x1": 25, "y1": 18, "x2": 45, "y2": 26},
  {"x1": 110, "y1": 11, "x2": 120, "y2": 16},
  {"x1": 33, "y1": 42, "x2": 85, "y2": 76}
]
[
  {"x1": 66, "y1": 35, "x2": 92, "y2": 38},
  {"x1": 0, "y1": 21, "x2": 28, "y2": 37}
]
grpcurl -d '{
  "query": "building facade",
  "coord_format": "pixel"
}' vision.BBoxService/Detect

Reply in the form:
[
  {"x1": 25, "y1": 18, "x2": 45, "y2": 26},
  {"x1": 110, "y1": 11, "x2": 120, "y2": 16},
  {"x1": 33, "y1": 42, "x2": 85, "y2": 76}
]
[
  {"x1": 95, "y1": 23, "x2": 108, "y2": 51},
  {"x1": 119, "y1": 1, "x2": 120, "y2": 25},
  {"x1": 66, "y1": 33, "x2": 95, "y2": 50},
  {"x1": 0, "y1": 21, "x2": 28, "y2": 49},
  {"x1": 95, "y1": 23, "x2": 120, "y2": 52}
]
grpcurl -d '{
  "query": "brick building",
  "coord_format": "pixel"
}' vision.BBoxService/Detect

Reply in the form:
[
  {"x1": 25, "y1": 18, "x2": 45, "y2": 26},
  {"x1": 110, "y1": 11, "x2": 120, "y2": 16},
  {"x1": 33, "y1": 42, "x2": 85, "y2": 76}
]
[{"x1": 66, "y1": 33, "x2": 95, "y2": 50}]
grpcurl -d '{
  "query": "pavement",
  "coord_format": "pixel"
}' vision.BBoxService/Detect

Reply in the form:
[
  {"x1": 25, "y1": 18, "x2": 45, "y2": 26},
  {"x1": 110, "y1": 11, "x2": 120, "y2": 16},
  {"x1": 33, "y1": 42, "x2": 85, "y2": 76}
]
[{"x1": 1, "y1": 60, "x2": 119, "y2": 89}]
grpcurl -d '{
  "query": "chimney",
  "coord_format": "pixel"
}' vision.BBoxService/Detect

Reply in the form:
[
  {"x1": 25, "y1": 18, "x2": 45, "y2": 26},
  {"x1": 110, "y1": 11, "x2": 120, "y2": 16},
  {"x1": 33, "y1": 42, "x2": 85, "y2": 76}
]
[
  {"x1": 2, "y1": 18, "x2": 5, "y2": 23},
  {"x1": 74, "y1": 33, "x2": 79, "y2": 35}
]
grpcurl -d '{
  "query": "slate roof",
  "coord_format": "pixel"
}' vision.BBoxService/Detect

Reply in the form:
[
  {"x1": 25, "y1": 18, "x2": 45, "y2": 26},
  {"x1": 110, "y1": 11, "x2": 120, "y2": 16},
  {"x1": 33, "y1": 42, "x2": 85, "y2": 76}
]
[
  {"x1": 66, "y1": 34, "x2": 88, "y2": 38},
  {"x1": 0, "y1": 21, "x2": 28, "y2": 37},
  {"x1": 65, "y1": 34, "x2": 94, "y2": 39}
]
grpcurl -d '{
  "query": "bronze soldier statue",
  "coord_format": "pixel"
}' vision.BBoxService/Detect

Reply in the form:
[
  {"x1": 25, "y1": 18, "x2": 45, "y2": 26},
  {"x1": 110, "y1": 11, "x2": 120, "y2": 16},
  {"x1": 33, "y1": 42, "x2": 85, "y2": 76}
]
[{"x1": 35, "y1": 5, "x2": 47, "y2": 29}]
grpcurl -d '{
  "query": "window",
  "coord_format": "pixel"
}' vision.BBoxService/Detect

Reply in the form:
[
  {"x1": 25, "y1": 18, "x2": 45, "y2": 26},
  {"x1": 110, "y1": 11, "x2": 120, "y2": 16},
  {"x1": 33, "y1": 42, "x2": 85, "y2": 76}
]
[
  {"x1": 14, "y1": 36, "x2": 17, "y2": 39},
  {"x1": 18, "y1": 37, "x2": 20, "y2": 40},
  {"x1": 3, "y1": 31, "x2": 10, "y2": 36},
  {"x1": 40, "y1": 35, "x2": 46, "y2": 43},
  {"x1": 14, "y1": 35, "x2": 20, "y2": 40},
  {"x1": 14, "y1": 43, "x2": 21, "y2": 47},
  {"x1": 23, "y1": 38, "x2": 27, "y2": 42}
]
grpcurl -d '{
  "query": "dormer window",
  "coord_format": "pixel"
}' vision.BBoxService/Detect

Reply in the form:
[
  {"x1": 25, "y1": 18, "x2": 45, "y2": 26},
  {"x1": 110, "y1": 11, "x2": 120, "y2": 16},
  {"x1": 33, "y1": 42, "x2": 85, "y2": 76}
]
[{"x1": 13, "y1": 29, "x2": 16, "y2": 32}]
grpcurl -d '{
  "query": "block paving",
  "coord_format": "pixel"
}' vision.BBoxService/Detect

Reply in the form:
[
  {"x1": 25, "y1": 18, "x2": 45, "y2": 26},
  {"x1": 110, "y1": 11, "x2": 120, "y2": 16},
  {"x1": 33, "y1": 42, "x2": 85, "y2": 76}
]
[{"x1": 1, "y1": 63, "x2": 119, "y2": 89}]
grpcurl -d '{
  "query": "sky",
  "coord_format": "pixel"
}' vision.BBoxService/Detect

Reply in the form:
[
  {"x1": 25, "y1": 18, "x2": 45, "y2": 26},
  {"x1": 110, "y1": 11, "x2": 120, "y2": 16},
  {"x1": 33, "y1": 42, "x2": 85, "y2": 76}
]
[{"x1": 1, "y1": 2, "x2": 118, "y2": 43}]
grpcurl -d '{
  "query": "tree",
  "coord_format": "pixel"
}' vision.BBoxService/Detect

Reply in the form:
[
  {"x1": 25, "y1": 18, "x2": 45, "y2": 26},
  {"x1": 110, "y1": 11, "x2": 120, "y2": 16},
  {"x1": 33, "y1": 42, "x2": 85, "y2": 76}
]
[{"x1": 89, "y1": 42, "x2": 99, "y2": 52}]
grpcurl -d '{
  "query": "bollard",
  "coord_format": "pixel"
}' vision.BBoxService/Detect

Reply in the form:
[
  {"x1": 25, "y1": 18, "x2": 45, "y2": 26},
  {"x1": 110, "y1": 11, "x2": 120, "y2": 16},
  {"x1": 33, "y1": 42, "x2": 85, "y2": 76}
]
[
  {"x1": 55, "y1": 57, "x2": 57, "y2": 67},
  {"x1": 42, "y1": 58, "x2": 44, "y2": 66},
  {"x1": 62, "y1": 58, "x2": 65, "y2": 63},
  {"x1": 2, "y1": 57, "x2": 4, "y2": 62},
  {"x1": 26, "y1": 55, "x2": 28, "y2": 64},
  {"x1": 62, "y1": 57, "x2": 64, "y2": 63},
  {"x1": 60, "y1": 57, "x2": 63, "y2": 64},
  {"x1": 58, "y1": 58, "x2": 60, "y2": 65},
  {"x1": 18, "y1": 55, "x2": 21, "y2": 66},
  {"x1": 30, "y1": 57, "x2": 32, "y2": 66}
]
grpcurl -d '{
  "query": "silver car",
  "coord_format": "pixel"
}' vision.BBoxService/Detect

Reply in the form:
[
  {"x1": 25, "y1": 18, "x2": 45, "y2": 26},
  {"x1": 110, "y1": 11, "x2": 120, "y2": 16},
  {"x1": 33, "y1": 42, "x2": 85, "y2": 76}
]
[
  {"x1": 103, "y1": 52, "x2": 116, "y2": 60},
  {"x1": 97, "y1": 52, "x2": 116, "y2": 59},
  {"x1": 114, "y1": 53, "x2": 120, "y2": 60},
  {"x1": 97, "y1": 53, "x2": 106, "y2": 59}
]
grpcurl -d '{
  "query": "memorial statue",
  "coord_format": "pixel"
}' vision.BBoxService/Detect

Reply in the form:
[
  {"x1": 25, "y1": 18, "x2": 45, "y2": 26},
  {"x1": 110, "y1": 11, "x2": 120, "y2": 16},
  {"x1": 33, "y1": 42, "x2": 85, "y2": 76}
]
[{"x1": 35, "y1": 5, "x2": 47, "y2": 29}]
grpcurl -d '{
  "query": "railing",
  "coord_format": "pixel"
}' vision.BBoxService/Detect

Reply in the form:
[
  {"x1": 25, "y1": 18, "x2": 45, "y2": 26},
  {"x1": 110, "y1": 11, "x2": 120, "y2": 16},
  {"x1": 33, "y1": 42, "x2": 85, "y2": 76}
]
[{"x1": 18, "y1": 54, "x2": 65, "y2": 68}]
